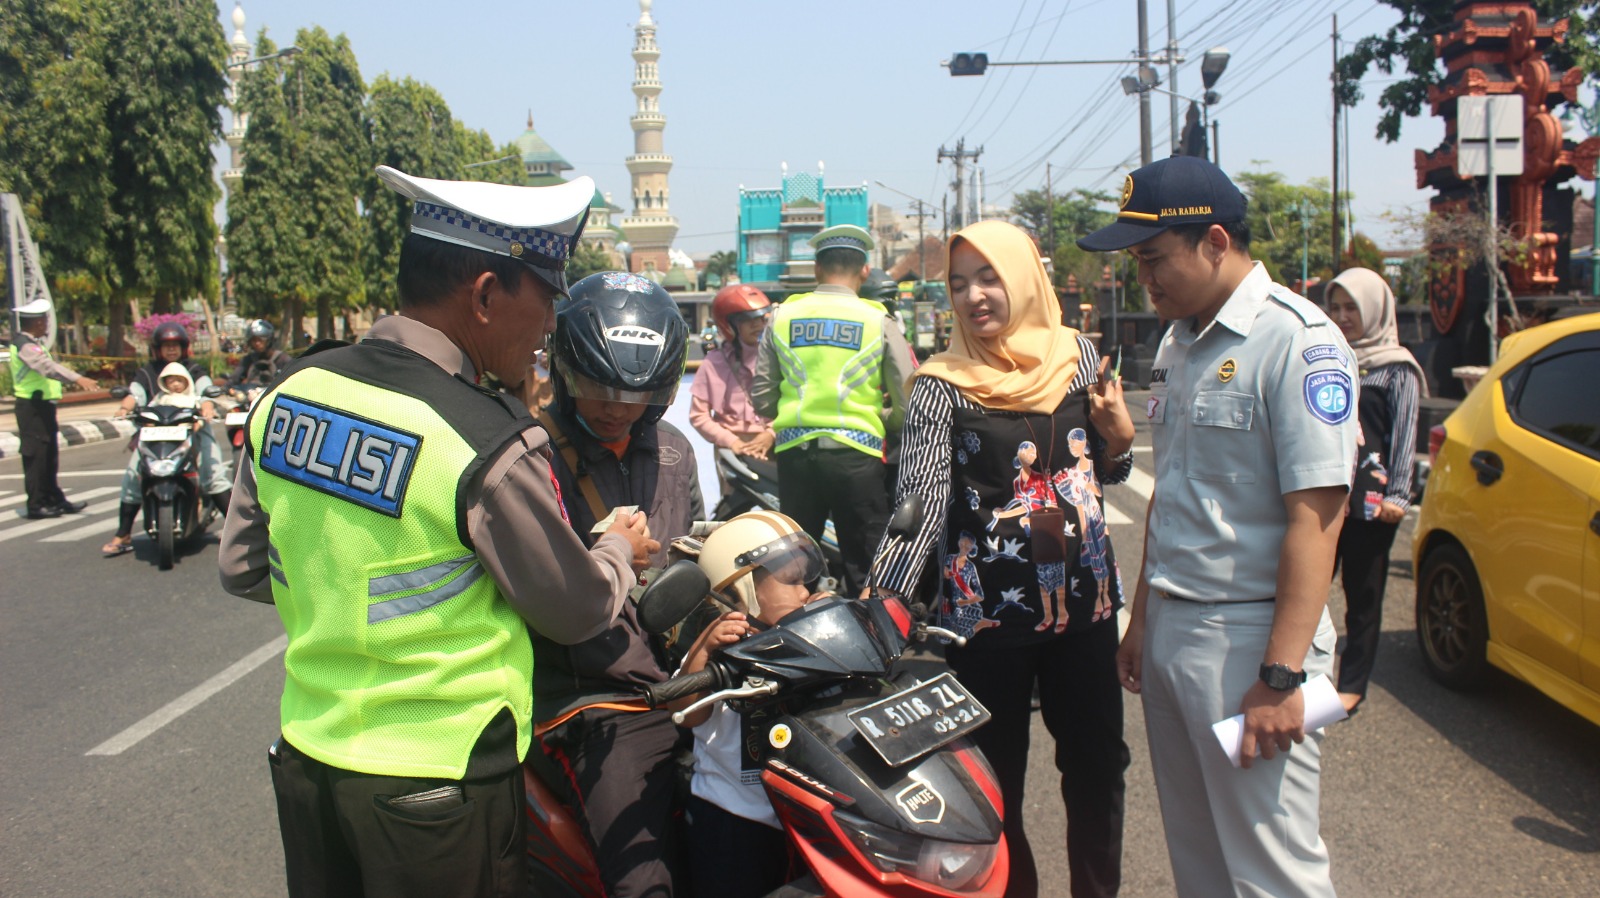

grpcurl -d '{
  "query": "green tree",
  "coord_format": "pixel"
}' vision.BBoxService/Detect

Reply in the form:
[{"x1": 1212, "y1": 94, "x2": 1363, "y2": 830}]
[
  {"x1": 0, "y1": 0, "x2": 116, "y2": 352},
  {"x1": 454, "y1": 121, "x2": 525, "y2": 186},
  {"x1": 704, "y1": 249, "x2": 737, "y2": 286},
  {"x1": 291, "y1": 27, "x2": 367, "y2": 341},
  {"x1": 100, "y1": 0, "x2": 228, "y2": 315},
  {"x1": 363, "y1": 75, "x2": 460, "y2": 311},
  {"x1": 1337, "y1": 1, "x2": 1600, "y2": 143},
  {"x1": 226, "y1": 35, "x2": 306, "y2": 325},
  {"x1": 566, "y1": 240, "x2": 615, "y2": 282},
  {"x1": 1233, "y1": 168, "x2": 1345, "y2": 286},
  {"x1": 1009, "y1": 187, "x2": 1123, "y2": 304}
]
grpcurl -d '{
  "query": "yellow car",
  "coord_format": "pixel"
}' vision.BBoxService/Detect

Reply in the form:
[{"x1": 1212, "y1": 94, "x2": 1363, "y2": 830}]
[{"x1": 1413, "y1": 312, "x2": 1600, "y2": 726}]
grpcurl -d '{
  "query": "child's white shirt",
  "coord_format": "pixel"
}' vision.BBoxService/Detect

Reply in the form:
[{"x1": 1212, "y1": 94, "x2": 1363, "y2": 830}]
[
  {"x1": 152, "y1": 392, "x2": 200, "y2": 409},
  {"x1": 690, "y1": 701, "x2": 781, "y2": 829}
]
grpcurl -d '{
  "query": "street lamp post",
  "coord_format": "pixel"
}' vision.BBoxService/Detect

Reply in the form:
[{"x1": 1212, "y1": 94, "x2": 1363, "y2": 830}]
[{"x1": 1121, "y1": 48, "x2": 1230, "y2": 163}]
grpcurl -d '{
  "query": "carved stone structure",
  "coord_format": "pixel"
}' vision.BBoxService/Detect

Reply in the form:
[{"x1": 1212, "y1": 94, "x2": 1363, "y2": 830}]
[{"x1": 1415, "y1": 2, "x2": 1599, "y2": 337}]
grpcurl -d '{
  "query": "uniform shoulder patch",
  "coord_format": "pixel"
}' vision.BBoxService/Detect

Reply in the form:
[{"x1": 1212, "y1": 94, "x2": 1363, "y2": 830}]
[
  {"x1": 1303, "y1": 370, "x2": 1353, "y2": 425},
  {"x1": 259, "y1": 394, "x2": 422, "y2": 517},
  {"x1": 1302, "y1": 344, "x2": 1349, "y2": 366}
]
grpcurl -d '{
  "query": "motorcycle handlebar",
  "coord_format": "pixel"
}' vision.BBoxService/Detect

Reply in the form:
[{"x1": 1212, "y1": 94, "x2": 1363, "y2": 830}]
[{"x1": 643, "y1": 667, "x2": 723, "y2": 708}]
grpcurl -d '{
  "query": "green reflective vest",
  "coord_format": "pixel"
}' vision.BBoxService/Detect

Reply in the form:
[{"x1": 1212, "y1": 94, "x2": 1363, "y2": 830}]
[
  {"x1": 250, "y1": 341, "x2": 534, "y2": 779},
  {"x1": 9, "y1": 335, "x2": 63, "y2": 401},
  {"x1": 770, "y1": 291, "x2": 889, "y2": 457}
]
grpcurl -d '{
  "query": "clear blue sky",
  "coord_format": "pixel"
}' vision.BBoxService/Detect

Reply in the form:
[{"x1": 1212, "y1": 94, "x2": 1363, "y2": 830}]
[{"x1": 217, "y1": 0, "x2": 1475, "y2": 256}]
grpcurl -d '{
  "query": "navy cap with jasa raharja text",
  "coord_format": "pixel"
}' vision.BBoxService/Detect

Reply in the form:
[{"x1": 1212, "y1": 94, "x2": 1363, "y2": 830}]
[{"x1": 1077, "y1": 155, "x2": 1247, "y2": 252}]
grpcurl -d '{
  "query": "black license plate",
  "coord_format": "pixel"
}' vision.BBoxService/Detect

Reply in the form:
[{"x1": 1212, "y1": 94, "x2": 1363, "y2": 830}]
[{"x1": 847, "y1": 672, "x2": 990, "y2": 767}]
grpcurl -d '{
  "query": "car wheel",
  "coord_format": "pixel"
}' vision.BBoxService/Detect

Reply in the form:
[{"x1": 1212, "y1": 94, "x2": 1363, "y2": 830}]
[{"x1": 1416, "y1": 542, "x2": 1491, "y2": 690}]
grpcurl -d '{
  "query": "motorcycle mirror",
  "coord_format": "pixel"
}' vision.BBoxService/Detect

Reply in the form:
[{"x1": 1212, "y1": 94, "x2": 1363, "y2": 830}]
[
  {"x1": 202, "y1": 385, "x2": 226, "y2": 398},
  {"x1": 636, "y1": 560, "x2": 712, "y2": 635},
  {"x1": 886, "y1": 495, "x2": 925, "y2": 540},
  {"x1": 109, "y1": 386, "x2": 129, "y2": 400}
]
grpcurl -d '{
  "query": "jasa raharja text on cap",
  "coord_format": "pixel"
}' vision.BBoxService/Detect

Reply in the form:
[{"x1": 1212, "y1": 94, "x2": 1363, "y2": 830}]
[
  {"x1": 375, "y1": 165, "x2": 593, "y2": 297},
  {"x1": 1076, "y1": 156, "x2": 1247, "y2": 253}
]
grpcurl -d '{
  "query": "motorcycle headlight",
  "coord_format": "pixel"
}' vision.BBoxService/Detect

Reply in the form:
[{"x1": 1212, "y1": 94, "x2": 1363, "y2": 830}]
[
  {"x1": 835, "y1": 809, "x2": 998, "y2": 892},
  {"x1": 146, "y1": 457, "x2": 181, "y2": 477}
]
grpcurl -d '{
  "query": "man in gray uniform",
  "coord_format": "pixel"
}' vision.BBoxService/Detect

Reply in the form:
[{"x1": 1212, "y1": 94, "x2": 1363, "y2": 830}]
[{"x1": 1080, "y1": 156, "x2": 1357, "y2": 898}]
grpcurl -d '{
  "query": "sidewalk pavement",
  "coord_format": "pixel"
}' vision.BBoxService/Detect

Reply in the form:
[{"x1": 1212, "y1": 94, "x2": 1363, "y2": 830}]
[{"x1": 0, "y1": 395, "x2": 135, "y2": 458}]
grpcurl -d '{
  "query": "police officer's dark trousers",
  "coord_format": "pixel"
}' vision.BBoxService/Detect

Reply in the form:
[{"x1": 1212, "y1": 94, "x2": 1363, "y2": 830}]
[
  {"x1": 14, "y1": 394, "x2": 67, "y2": 513},
  {"x1": 268, "y1": 733, "x2": 528, "y2": 898},
  {"x1": 948, "y1": 618, "x2": 1127, "y2": 898},
  {"x1": 775, "y1": 443, "x2": 888, "y2": 595}
]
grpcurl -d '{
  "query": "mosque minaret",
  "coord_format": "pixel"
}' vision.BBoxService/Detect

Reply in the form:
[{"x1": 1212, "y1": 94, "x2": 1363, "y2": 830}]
[{"x1": 618, "y1": 0, "x2": 679, "y2": 276}]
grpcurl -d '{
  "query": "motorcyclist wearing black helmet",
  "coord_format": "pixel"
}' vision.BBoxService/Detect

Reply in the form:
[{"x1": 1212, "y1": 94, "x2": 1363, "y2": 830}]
[
  {"x1": 226, "y1": 319, "x2": 289, "y2": 390},
  {"x1": 529, "y1": 270, "x2": 702, "y2": 898},
  {"x1": 103, "y1": 322, "x2": 233, "y2": 557}
]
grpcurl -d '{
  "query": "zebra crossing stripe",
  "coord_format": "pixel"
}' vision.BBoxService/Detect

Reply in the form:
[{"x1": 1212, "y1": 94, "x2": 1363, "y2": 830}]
[
  {"x1": 0, "y1": 485, "x2": 118, "y2": 512},
  {"x1": 0, "y1": 498, "x2": 120, "y2": 544},
  {"x1": 41, "y1": 516, "x2": 122, "y2": 543}
]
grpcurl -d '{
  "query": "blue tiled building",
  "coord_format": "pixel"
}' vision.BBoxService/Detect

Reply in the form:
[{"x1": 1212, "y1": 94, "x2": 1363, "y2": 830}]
[{"x1": 737, "y1": 163, "x2": 869, "y2": 293}]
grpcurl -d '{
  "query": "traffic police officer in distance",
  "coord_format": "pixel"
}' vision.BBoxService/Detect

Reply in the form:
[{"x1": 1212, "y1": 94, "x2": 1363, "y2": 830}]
[
  {"x1": 219, "y1": 165, "x2": 657, "y2": 898},
  {"x1": 750, "y1": 224, "x2": 916, "y2": 594},
  {"x1": 8, "y1": 299, "x2": 97, "y2": 518},
  {"x1": 1080, "y1": 156, "x2": 1357, "y2": 898}
]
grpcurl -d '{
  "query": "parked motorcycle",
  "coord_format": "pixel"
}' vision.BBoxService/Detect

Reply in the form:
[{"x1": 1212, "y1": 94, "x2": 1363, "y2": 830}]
[
  {"x1": 713, "y1": 447, "x2": 844, "y2": 586},
  {"x1": 110, "y1": 385, "x2": 224, "y2": 570},
  {"x1": 523, "y1": 500, "x2": 1010, "y2": 898}
]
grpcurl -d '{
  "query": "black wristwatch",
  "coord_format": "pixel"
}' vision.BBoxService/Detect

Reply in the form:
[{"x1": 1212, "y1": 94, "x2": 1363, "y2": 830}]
[{"x1": 1259, "y1": 663, "x2": 1307, "y2": 692}]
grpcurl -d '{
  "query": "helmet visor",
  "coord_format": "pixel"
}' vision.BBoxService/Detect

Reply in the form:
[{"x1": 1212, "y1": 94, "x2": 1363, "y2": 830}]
[
  {"x1": 735, "y1": 531, "x2": 825, "y2": 587},
  {"x1": 726, "y1": 306, "x2": 772, "y2": 328},
  {"x1": 557, "y1": 361, "x2": 681, "y2": 407}
]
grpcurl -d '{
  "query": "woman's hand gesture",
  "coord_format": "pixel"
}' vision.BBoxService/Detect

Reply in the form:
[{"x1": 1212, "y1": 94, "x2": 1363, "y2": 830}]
[{"x1": 1088, "y1": 355, "x2": 1135, "y2": 457}]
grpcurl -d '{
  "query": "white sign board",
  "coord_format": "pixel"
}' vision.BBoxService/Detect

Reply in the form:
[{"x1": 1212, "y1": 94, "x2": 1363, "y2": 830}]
[{"x1": 1457, "y1": 95, "x2": 1525, "y2": 178}]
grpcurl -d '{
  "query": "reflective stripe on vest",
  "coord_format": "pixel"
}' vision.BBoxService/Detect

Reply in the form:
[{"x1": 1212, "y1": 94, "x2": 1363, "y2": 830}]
[
  {"x1": 9, "y1": 336, "x2": 63, "y2": 401},
  {"x1": 770, "y1": 292, "x2": 888, "y2": 456},
  {"x1": 250, "y1": 363, "x2": 533, "y2": 780}
]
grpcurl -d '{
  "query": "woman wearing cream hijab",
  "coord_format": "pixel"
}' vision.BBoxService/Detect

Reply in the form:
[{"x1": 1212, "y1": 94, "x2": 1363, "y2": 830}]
[
  {"x1": 871, "y1": 220, "x2": 1135, "y2": 898},
  {"x1": 1326, "y1": 267, "x2": 1425, "y2": 715}
]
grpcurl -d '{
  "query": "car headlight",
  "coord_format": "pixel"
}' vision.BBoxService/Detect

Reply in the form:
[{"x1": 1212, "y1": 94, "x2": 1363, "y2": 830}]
[
  {"x1": 146, "y1": 457, "x2": 181, "y2": 477},
  {"x1": 835, "y1": 809, "x2": 998, "y2": 892}
]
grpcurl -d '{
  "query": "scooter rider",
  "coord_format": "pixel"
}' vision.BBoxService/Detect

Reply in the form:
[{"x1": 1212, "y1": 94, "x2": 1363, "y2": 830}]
[
  {"x1": 227, "y1": 319, "x2": 289, "y2": 390},
  {"x1": 103, "y1": 322, "x2": 232, "y2": 557},
  {"x1": 689, "y1": 283, "x2": 776, "y2": 462},
  {"x1": 530, "y1": 270, "x2": 700, "y2": 898}
]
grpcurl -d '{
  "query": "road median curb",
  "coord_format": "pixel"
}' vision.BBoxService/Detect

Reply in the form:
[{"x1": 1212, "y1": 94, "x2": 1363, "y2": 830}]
[{"x1": 0, "y1": 417, "x2": 135, "y2": 458}]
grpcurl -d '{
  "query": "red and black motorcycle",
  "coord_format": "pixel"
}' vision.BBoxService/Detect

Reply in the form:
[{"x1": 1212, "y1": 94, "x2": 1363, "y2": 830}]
[{"x1": 524, "y1": 501, "x2": 1009, "y2": 897}]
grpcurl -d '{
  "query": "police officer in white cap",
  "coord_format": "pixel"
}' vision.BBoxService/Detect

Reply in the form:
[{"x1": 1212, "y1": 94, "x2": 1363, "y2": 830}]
[
  {"x1": 219, "y1": 166, "x2": 658, "y2": 898},
  {"x1": 8, "y1": 300, "x2": 98, "y2": 518},
  {"x1": 750, "y1": 224, "x2": 917, "y2": 594}
]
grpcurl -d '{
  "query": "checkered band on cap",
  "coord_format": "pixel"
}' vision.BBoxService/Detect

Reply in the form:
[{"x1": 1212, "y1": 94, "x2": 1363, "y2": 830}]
[
  {"x1": 412, "y1": 201, "x2": 576, "y2": 268},
  {"x1": 816, "y1": 236, "x2": 869, "y2": 254}
]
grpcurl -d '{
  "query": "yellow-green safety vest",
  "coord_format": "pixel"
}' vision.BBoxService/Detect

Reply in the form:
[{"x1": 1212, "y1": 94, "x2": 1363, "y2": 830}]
[
  {"x1": 249, "y1": 341, "x2": 535, "y2": 779},
  {"x1": 770, "y1": 291, "x2": 889, "y2": 457},
  {"x1": 9, "y1": 335, "x2": 63, "y2": 401}
]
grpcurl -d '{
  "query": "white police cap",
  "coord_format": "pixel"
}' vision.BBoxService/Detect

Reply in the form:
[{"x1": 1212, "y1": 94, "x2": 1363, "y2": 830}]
[
  {"x1": 15, "y1": 299, "x2": 52, "y2": 317},
  {"x1": 808, "y1": 224, "x2": 875, "y2": 259},
  {"x1": 375, "y1": 165, "x2": 594, "y2": 296}
]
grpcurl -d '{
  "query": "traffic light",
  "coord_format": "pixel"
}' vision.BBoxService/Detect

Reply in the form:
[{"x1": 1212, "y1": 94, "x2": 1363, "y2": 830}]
[{"x1": 949, "y1": 52, "x2": 989, "y2": 77}]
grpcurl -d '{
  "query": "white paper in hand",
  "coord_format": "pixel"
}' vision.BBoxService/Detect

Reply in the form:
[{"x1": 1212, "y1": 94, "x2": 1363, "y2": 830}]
[
  {"x1": 1212, "y1": 674, "x2": 1347, "y2": 768},
  {"x1": 590, "y1": 505, "x2": 640, "y2": 536}
]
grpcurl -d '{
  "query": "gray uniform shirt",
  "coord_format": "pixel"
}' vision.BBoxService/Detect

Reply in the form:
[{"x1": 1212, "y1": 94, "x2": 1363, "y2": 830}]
[
  {"x1": 749, "y1": 283, "x2": 916, "y2": 442},
  {"x1": 1145, "y1": 263, "x2": 1358, "y2": 601},
  {"x1": 12, "y1": 332, "x2": 84, "y2": 390},
  {"x1": 218, "y1": 315, "x2": 637, "y2": 645}
]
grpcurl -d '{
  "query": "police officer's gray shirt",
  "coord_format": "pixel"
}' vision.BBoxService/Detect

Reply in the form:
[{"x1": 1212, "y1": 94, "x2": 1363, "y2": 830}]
[
  {"x1": 218, "y1": 315, "x2": 638, "y2": 646},
  {"x1": 12, "y1": 332, "x2": 84, "y2": 385},
  {"x1": 1144, "y1": 263, "x2": 1358, "y2": 601}
]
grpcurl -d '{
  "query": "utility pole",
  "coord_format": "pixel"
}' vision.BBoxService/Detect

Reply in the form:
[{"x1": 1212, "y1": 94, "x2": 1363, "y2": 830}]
[
  {"x1": 939, "y1": 139, "x2": 983, "y2": 230},
  {"x1": 1166, "y1": 0, "x2": 1180, "y2": 154},
  {"x1": 1331, "y1": 13, "x2": 1342, "y2": 276},
  {"x1": 1046, "y1": 163, "x2": 1056, "y2": 259},
  {"x1": 942, "y1": 194, "x2": 949, "y2": 247},
  {"x1": 1137, "y1": 0, "x2": 1154, "y2": 165}
]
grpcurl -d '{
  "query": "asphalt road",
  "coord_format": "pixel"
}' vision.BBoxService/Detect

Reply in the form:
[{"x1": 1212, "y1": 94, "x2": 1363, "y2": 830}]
[{"x1": 2, "y1": 401, "x2": 1596, "y2": 897}]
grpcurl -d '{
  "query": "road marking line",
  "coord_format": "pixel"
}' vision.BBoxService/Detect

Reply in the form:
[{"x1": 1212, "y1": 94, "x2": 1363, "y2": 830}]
[
  {"x1": 0, "y1": 469, "x2": 127, "y2": 479},
  {"x1": 41, "y1": 516, "x2": 123, "y2": 543},
  {"x1": 1, "y1": 485, "x2": 118, "y2": 509},
  {"x1": 86, "y1": 634, "x2": 287, "y2": 756},
  {"x1": 0, "y1": 495, "x2": 119, "y2": 542},
  {"x1": 1105, "y1": 503, "x2": 1133, "y2": 525}
]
